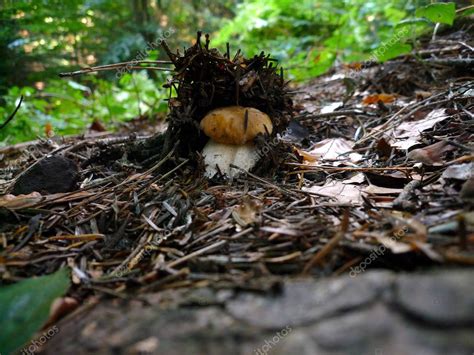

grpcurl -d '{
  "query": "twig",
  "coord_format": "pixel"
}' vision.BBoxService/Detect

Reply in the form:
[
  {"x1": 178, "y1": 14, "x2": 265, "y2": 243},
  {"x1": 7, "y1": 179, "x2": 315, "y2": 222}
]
[
  {"x1": 424, "y1": 58, "x2": 474, "y2": 67},
  {"x1": 303, "y1": 210, "x2": 349, "y2": 274},
  {"x1": 0, "y1": 95, "x2": 23, "y2": 131},
  {"x1": 59, "y1": 60, "x2": 173, "y2": 77},
  {"x1": 165, "y1": 240, "x2": 227, "y2": 269},
  {"x1": 288, "y1": 165, "x2": 414, "y2": 173},
  {"x1": 356, "y1": 90, "x2": 473, "y2": 146},
  {"x1": 296, "y1": 110, "x2": 374, "y2": 120}
]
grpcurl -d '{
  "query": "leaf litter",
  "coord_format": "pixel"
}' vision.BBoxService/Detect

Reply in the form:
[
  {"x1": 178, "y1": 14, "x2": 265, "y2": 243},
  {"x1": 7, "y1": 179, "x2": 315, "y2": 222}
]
[{"x1": 0, "y1": 29, "x2": 473, "y2": 327}]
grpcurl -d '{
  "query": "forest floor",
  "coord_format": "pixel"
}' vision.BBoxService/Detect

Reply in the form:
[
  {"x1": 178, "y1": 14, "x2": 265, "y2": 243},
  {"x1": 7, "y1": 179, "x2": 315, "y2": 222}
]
[{"x1": 0, "y1": 25, "x2": 473, "y2": 354}]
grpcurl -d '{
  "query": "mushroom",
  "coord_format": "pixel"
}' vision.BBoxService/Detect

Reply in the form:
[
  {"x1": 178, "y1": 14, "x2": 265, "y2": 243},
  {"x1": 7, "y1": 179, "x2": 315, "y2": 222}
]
[{"x1": 200, "y1": 106, "x2": 273, "y2": 178}]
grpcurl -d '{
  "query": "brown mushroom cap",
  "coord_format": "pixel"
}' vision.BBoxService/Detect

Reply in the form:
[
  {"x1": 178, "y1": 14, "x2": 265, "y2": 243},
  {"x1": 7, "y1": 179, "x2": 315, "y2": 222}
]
[{"x1": 200, "y1": 106, "x2": 273, "y2": 145}]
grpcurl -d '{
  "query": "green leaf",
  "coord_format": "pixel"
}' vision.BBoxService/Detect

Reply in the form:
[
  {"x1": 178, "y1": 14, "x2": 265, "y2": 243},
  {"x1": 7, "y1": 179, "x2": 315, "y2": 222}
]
[
  {"x1": 373, "y1": 41, "x2": 412, "y2": 62},
  {"x1": 0, "y1": 268, "x2": 70, "y2": 354},
  {"x1": 415, "y1": 2, "x2": 456, "y2": 25},
  {"x1": 459, "y1": 8, "x2": 474, "y2": 17}
]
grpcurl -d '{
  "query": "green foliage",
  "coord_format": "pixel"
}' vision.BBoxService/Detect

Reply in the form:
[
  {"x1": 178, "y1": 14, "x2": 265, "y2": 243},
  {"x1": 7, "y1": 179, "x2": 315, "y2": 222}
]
[
  {"x1": 0, "y1": 0, "x2": 236, "y2": 143},
  {"x1": 375, "y1": 41, "x2": 412, "y2": 62},
  {"x1": 0, "y1": 0, "x2": 465, "y2": 143},
  {"x1": 0, "y1": 268, "x2": 70, "y2": 354},
  {"x1": 416, "y1": 2, "x2": 456, "y2": 25},
  {"x1": 214, "y1": 0, "x2": 426, "y2": 80},
  {"x1": 214, "y1": 0, "x2": 464, "y2": 78},
  {"x1": 0, "y1": 71, "x2": 168, "y2": 145}
]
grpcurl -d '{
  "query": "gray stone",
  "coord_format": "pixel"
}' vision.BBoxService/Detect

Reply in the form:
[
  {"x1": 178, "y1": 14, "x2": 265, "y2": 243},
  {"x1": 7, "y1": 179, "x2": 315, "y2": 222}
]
[
  {"x1": 394, "y1": 269, "x2": 474, "y2": 326},
  {"x1": 226, "y1": 271, "x2": 393, "y2": 329},
  {"x1": 43, "y1": 269, "x2": 474, "y2": 355}
]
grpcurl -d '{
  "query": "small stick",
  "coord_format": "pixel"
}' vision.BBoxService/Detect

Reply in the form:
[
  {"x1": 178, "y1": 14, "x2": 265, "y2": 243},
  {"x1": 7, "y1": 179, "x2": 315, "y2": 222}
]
[
  {"x1": 160, "y1": 39, "x2": 178, "y2": 63},
  {"x1": 303, "y1": 209, "x2": 349, "y2": 274},
  {"x1": 59, "y1": 62, "x2": 172, "y2": 77},
  {"x1": 166, "y1": 240, "x2": 227, "y2": 269},
  {"x1": 0, "y1": 95, "x2": 23, "y2": 131},
  {"x1": 235, "y1": 65, "x2": 241, "y2": 105},
  {"x1": 296, "y1": 110, "x2": 374, "y2": 120},
  {"x1": 233, "y1": 49, "x2": 241, "y2": 62},
  {"x1": 196, "y1": 31, "x2": 202, "y2": 50}
]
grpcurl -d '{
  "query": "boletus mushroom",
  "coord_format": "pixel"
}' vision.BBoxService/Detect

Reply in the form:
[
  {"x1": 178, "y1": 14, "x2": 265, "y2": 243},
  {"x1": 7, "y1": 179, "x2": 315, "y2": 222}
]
[{"x1": 200, "y1": 106, "x2": 273, "y2": 178}]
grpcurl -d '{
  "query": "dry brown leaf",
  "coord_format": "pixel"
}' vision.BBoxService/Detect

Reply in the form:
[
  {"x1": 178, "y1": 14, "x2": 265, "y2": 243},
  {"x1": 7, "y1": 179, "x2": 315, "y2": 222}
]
[
  {"x1": 395, "y1": 109, "x2": 449, "y2": 139},
  {"x1": 375, "y1": 138, "x2": 393, "y2": 158},
  {"x1": 89, "y1": 119, "x2": 107, "y2": 132},
  {"x1": 345, "y1": 62, "x2": 363, "y2": 71},
  {"x1": 232, "y1": 197, "x2": 262, "y2": 227},
  {"x1": 47, "y1": 297, "x2": 79, "y2": 326},
  {"x1": 364, "y1": 184, "x2": 404, "y2": 195},
  {"x1": 362, "y1": 93, "x2": 396, "y2": 105},
  {"x1": 297, "y1": 138, "x2": 362, "y2": 165},
  {"x1": 407, "y1": 141, "x2": 455, "y2": 165},
  {"x1": 0, "y1": 192, "x2": 43, "y2": 209},
  {"x1": 303, "y1": 180, "x2": 363, "y2": 205},
  {"x1": 44, "y1": 122, "x2": 54, "y2": 137}
]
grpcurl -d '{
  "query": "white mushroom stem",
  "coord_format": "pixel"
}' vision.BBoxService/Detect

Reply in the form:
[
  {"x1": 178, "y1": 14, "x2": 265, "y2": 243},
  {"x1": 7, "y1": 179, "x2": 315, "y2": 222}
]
[{"x1": 202, "y1": 140, "x2": 259, "y2": 178}]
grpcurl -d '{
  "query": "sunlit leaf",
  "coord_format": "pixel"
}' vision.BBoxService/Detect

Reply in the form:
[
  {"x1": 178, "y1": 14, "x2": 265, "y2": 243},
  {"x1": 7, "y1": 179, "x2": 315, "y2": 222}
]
[
  {"x1": 415, "y1": 2, "x2": 456, "y2": 25},
  {"x1": 374, "y1": 42, "x2": 412, "y2": 62}
]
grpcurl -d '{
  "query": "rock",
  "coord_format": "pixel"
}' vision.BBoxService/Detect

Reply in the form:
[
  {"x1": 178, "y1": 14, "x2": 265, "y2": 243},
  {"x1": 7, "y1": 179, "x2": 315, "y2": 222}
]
[
  {"x1": 43, "y1": 269, "x2": 474, "y2": 355},
  {"x1": 394, "y1": 269, "x2": 474, "y2": 326},
  {"x1": 12, "y1": 156, "x2": 79, "y2": 195},
  {"x1": 225, "y1": 271, "x2": 393, "y2": 329}
]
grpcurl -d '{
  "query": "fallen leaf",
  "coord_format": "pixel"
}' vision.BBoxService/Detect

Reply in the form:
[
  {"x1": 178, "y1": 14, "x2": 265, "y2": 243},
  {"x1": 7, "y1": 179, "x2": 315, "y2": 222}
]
[
  {"x1": 364, "y1": 184, "x2": 404, "y2": 195},
  {"x1": 442, "y1": 163, "x2": 473, "y2": 180},
  {"x1": 303, "y1": 180, "x2": 363, "y2": 205},
  {"x1": 373, "y1": 235, "x2": 413, "y2": 253},
  {"x1": 89, "y1": 119, "x2": 107, "y2": 132},
  {"x1": 297, "y1": 138, "x2": 362, "y2": 164},
  {"x1": 0, "y1": 192, "x2": 43, "y2": 209},
  {"x1": 320, "y1": 102, "x2": 343, "y2": 113},
  {"x1": 345, "y1": 62, "x2": 363, "y2": 71},
  {"x1": 47, "y1": 297, "x2": 79, "y2": 326},
  {"x1": 407, "y1": 141, "x2": 455, "y2": 165},
  {"x1": 395, "y1": 109, "x2": 449, "y2": 139},
  {"x1": 392, "y1": 138, "x2": 421, "y2": 150},
  {"x1": 362, "y1": 93, "x2": 396, "y2": 105},
  {"x1": 342, "y1": 173, "x2": 365, "y2": 184},
  {"x1": 375, "y1": 138, "x2": 393, "y2": 158},
  {"x1": 414, "y1": 90, "x2": 432, "y2": 100},
  {"x1": 44, "y1": 122, "x2": 54, "y2": 137},
  {"x1": 232, "y1": 197, "x2": 262, "y2": 227}
]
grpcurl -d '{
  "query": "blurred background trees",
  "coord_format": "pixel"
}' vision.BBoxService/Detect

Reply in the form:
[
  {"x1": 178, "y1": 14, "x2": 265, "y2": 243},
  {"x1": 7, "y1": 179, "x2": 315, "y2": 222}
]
[{"x1": 1, "y1": 0, "x2": 468, "y2": 144}]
